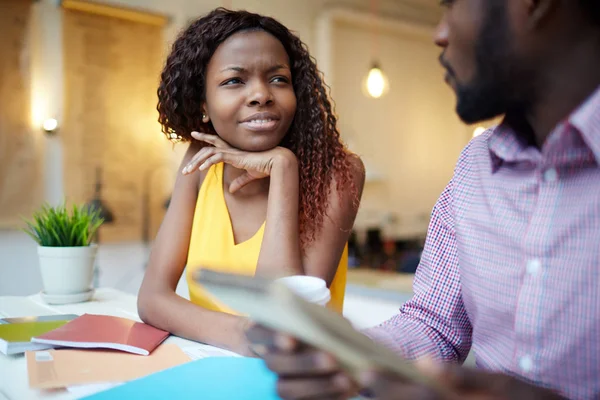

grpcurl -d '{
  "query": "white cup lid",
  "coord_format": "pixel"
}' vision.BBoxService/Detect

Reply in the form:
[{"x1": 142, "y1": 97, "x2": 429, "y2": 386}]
[{"x1": 275, "y1": 275, "x2": 330, "y2": 304}]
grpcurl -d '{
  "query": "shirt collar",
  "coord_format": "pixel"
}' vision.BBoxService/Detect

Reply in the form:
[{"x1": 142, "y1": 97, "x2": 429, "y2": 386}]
[
  {"x1": 568, "y1": 85, "x2": 600, "y2": 164},
  {"x1": 488, "y1": 84, "x2": 600, "y2": 172},
  {"x1": 488, "y1": 122, "x2": 540, "y2": 173}
]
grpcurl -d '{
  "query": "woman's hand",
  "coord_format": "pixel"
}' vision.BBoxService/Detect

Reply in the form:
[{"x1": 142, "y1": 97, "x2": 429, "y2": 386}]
[{"x1": 182, "y1": 131, "x2": 297, "y2": 193}]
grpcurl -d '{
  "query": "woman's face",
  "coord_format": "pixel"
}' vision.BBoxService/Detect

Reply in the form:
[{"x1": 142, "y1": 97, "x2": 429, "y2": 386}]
[{"x1": 203, "y1": 30, "x2": 297, "y2": 152}]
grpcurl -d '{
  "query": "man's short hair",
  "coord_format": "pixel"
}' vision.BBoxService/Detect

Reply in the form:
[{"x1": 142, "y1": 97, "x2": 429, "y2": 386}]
[{"x1": 580, "y1": 0, "x2": 600, "y2": 25}]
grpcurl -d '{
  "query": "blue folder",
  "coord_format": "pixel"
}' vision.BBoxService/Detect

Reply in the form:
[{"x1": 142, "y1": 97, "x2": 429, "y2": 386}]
[{"x1": 82, "y1": 357, "x2": 281, "y2": 400}]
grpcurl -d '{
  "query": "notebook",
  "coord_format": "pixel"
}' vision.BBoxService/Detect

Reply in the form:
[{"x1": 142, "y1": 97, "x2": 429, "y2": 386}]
[
  {"x1": 31, "y1": 314, "x2": 169, "y2": 355},
  {"x1": 26, "y1": 343, "x2": 191, "y2": 389},
  {"x1": 0, "y1": 314, "x2": 78, "y2": 355},
  {"x1": 81, "y1": 357, "x2": 280, "y2": 400}
]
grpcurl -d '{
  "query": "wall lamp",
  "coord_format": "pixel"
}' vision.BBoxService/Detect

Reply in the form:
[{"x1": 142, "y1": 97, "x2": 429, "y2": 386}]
[{"x1": 42, "y1": 118, "x2": 59, "y2": 135}]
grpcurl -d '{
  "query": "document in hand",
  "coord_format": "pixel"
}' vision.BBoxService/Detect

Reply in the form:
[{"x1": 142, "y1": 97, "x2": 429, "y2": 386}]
[
  {"x1": 31, "y1": 314, "x2": 169, "y2": 355},
  {"x1": 194, "y1": 269, "x2": 444, "y2": 392}
]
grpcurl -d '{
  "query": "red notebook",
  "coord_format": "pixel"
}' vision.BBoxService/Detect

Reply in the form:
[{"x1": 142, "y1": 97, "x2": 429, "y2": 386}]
[{"x1": 31, "y1": 314, "x2": 169, "y2": 355}]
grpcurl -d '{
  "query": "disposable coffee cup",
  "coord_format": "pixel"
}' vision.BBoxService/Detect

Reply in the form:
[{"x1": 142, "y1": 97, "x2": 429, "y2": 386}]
[{"x1": 275, "y1": 276, "x2": 331, "y2": 306}]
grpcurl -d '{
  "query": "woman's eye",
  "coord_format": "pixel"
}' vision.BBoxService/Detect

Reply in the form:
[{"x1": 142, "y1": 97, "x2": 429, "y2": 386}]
[
  {"x1": 222, "y1": 78, "x2": 243, "y2": 86},
  {"x1": 271, "y1": 76, "x2": 290, "y2": 84}
]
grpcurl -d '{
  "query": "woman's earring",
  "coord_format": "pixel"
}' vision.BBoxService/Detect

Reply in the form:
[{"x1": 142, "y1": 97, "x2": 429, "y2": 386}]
[{"x1": 202, "y1": 113, "x2": 209, "y2": 123}]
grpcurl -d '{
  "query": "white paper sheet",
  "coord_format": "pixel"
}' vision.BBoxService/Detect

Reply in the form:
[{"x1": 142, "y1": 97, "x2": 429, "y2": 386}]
[
  {"x1": 181, "y1": 344, "x2": 240, "y2": 360},
  {"x1": 67, "y1": 382, "x2": 123, "y2": 399}
]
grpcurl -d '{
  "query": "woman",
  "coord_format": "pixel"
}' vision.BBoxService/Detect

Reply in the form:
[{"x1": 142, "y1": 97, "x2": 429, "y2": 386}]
[{"x1": 138, "y1": 8, "x2": 365, "y2": 356}]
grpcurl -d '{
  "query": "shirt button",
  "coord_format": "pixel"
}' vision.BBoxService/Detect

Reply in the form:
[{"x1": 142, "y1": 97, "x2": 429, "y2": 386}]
[
  {"x1": 543, "y1": 168, "x2": 558, "y2": 182},
  {"x1": 519, "y1": 355, "x2": 533, "y2": 373},
  {"x1": 526, "y1": 259, "x2": 541, "y2": 276}
]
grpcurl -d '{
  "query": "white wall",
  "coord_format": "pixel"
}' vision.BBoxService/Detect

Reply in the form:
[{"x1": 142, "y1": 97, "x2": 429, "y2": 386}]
[{"x1": 330, "y1": 19, "x2": 470, "y2": 239}]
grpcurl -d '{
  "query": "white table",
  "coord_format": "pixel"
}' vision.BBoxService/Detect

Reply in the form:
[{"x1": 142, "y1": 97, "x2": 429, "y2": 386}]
[
  {"x1": 0, "y1": 288, "x2": 238, "y2": 400},
  {"x1": 0, "y1": 286, "x2": 410, "y2": 400}
]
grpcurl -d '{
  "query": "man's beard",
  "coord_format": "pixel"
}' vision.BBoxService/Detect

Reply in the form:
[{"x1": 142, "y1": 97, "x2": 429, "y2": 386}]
[{"x1": 453, "y1": 1, "x2": 519, "y2": 124}]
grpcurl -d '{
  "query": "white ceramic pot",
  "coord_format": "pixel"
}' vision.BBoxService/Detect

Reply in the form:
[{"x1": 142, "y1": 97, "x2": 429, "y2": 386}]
[{"x1": 37, "y1": 244, "x2": 98, "y2": 295}]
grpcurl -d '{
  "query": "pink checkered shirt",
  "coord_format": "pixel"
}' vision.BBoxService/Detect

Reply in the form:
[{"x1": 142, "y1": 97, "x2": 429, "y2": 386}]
[{"x1": 365, "y1": 86, "x2": 600, "y2": 399}]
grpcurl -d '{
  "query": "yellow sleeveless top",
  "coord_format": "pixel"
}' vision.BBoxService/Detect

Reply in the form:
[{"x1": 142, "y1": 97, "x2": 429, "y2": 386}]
[{"x1": 186, "y1": 162, "x2": 347, "y2": 313}]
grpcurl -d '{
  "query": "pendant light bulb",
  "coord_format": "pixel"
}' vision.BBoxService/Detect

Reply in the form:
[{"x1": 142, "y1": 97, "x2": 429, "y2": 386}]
[{"x1": 365, "y1": 63, "x2": 388, "y2": 99}]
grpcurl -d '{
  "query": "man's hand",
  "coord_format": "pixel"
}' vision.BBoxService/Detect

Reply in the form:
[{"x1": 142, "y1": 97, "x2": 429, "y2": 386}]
[
  {"x1": 246, "y1": 325, "x2": 566, "y2": 400},
  {"x1": 359, "y1": 360, "x2": 566, "y2": 400},
  {"x1": 246, "y1": 324, "x2": 357, "y2": 399}
]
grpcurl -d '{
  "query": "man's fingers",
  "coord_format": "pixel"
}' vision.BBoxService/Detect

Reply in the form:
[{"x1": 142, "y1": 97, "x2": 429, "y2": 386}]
[
  {"x1": 358, "y1": 370, "x2": 442, "y2": 400},
  {"x1": 264, "y1": 349, "x2": 339, "y2": 376},
  {"x1": 442, "y1": 366, "x2": 513, "y2": 394},
  {"x1": 245, "y1": 324, "x2": 276, "y2": 346},
  {"x1": 245, "y1": 325, "x2": 299, "y2": 352},
  {"x1": 276, "y1": 373, "x2": 355, "y2": 400},
  {"x1": 414, "y1": 356, "x2": 444, "y2": 377},
  {"x1": 440, "y1": 365, "x2": 566, "y2": 399}
]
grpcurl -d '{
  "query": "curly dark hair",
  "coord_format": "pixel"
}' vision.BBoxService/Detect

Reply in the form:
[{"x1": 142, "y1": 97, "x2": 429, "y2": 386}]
[{"x1": 157, "y1": 8, "x2": 358, "y2": 247}]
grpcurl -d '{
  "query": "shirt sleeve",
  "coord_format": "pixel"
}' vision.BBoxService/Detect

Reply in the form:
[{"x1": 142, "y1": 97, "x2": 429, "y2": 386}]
[{"x1": 362, "y1": 178, "x2": 472, "y2": 363}]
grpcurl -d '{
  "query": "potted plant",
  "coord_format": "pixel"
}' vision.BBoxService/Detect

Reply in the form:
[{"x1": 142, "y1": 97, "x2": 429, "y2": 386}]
[{"x1": 23, "y1": 203, "x2": 103, "y2": 303}]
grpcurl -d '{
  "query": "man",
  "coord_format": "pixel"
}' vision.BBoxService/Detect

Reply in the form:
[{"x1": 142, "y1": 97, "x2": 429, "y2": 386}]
[{"x1": 246, "y1": 0, "x2": 600, "y2": 399}]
